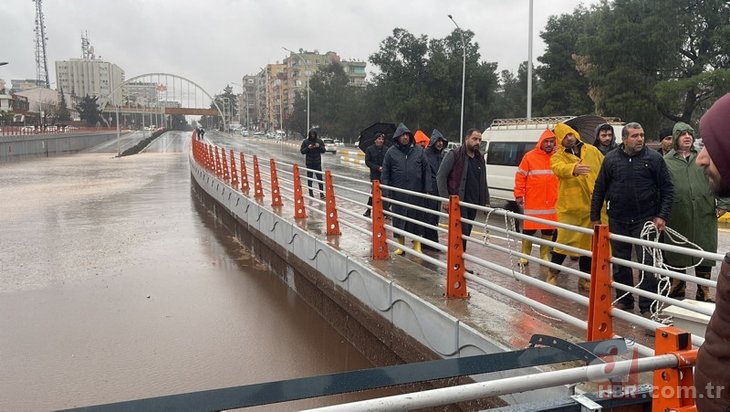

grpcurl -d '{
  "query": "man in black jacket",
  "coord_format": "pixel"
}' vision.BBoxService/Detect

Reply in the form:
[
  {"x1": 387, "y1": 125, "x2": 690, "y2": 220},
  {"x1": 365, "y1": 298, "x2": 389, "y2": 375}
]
[
  {"x1": 363, "y1": 132, "x2": 387, "y2": 217},
  {"x1": 300, "y1": 129, "x2": 326, "y2": 199},
  {"x1": 590, "y1": 122, "x2": 674, "y2": 318}
]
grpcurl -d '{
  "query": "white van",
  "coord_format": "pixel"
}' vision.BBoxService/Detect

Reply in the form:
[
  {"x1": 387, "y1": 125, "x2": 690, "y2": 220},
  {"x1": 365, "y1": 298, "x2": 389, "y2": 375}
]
[{"x1": 483, "y1": 116, "x2": 623, "y2": 207}]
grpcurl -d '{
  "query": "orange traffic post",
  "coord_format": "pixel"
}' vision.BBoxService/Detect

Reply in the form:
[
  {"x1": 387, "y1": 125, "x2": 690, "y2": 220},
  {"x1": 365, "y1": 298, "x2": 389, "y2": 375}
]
[
  {"x1": 292, "y1": 164, "x2": 306, "y2": 219},
  {"x1": 371, "y1": 180, "x2": 388, "y2": 260},
  {"x1": 324, "y1": 170, "x2": 341, "y2": 236},
  {"x1": 229, "y1": 149, "x2": 239, "y2": 190},
  {"x1": 207, "y1": 144, "x2": 213, "y2": 172},
  {"x1": 445, "y1": 195, "x2": 468, "y2": 298},
  {"x1": 240, "y1": 152, "x2": 250, "y2": 194},
  {"x1": 587, "y1": 223, "x2": 614, "y2": 341},
  {"x1": 269, "y1": 159, "x2": 283, "y2": 207},
  {"x1": 652, "y1": 327, "x2": 698, "y2": 412},
  {"x1": 221, "y1": 149, "x2": 230, "y2": 182},
  {"x1": 252, "y1": 155, "x2": 264, "y2": 200},
  {"x1": 214, "y1": 147, "x2": 222, "y2": 178}
]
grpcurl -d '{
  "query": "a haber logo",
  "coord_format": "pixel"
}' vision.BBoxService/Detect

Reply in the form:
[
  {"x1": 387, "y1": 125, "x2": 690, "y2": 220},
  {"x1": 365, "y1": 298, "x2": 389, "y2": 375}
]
[{"x1": 584, "y1": 338, "x2": 641, "y2": 398}]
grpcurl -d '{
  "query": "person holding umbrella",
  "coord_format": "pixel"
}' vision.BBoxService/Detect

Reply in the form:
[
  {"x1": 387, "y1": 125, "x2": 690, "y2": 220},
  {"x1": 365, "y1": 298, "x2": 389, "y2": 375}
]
[{"x1": 363, "y1": 132, "x2": 387, "y2": 217}]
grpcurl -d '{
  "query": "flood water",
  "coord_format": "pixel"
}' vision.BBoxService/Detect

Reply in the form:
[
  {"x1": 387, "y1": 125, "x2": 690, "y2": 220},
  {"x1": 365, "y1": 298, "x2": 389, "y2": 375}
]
[{"x1": 0, "y1": 132, "x2": 376, "y2": 410}]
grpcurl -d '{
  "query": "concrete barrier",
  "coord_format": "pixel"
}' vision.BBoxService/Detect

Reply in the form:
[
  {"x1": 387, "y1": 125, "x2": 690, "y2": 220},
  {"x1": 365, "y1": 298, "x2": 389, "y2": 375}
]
[{"x1": 0, "y1": 132, "x2": 118, "y2": 160}]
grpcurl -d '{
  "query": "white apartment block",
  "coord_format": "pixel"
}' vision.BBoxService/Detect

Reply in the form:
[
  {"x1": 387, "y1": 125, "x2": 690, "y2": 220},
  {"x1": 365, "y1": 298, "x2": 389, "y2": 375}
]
[{"x1": 55, "y1": 58, "x2": 125, "y2": 107}]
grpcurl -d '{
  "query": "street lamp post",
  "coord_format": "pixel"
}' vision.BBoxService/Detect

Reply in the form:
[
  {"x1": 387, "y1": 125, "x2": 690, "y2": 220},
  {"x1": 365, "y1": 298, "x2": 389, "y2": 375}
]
[
  {"x1": 448, "y1": 14, "x2": 466, "y2": 142},
  {"x1": 282, "y1": 47, "x2": 310, "y2": 134}
]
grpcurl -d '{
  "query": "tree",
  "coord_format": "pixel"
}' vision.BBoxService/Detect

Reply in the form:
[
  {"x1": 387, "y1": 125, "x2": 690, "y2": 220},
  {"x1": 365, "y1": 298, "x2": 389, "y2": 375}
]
[
  {"x1": 574, "y1": 0, "x2": 730, "y2": 132},
  {"x1": 74, "y1": 95, "x2": 103, "y2": 126},
  {"x1": 56, "y1": 88, "x2": 71, "y2": 122},
  {"x1": 534, "y1": 8, "x2": 595, "y2": 116}
]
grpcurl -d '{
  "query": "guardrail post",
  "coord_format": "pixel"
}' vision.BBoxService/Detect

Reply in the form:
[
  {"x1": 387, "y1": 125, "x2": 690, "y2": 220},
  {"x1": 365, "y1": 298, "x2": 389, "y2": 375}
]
[
  {"x1": 587, "y1": 223, "x2": 614, "y2": 341},
  {"x1": 269, "y1": 159, "x2": 283, "y2": 207},
  {"x1": 221, "y1": 149, "x2": 230, "y2": 182},
  {"x1": 292, "y1": 164, "x2": 306, "y2": 219},
  {"x1": 214, "y1": 147, "x2": 222, "y2": 178},
  {"x1": 253, "y1": 155, "x2": 264, "y2": 200},
  {"x1": 652, "y1": 327, "x2": 697, "y2": 411},
  {"x1": 206, "y1": 144, "x2": 213, "y2": 171},
  {"x1": 371, "y1": 180, "x2": 388, "y2": 260},
  {"x1": 240, "y1": 152, "x2": 250, "y2": 194},
  {"x1": 446, "y1": 195, "x2": 468, "y2": 298},
  {"x1": 324, "y1": 170, "x2": 341, "y2": 236},
  {"x1": 229, "y1": 149, "x2": 239, "y2": 190}
]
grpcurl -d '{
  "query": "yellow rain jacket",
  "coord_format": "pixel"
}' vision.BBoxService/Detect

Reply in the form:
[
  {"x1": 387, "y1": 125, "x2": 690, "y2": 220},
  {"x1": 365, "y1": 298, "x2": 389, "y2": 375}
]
[{"x1": 550, "y1": 123, "x2": 605, "y2": 254}]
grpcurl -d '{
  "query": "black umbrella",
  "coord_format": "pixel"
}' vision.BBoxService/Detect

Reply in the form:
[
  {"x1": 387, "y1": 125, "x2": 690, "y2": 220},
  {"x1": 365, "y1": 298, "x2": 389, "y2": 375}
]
[
  {"x1": 564, "y1": 114, "x2": 610, "y2": 145},
  {"x1": 357, "y1": 122, "x2": 397, "y2": 153}
]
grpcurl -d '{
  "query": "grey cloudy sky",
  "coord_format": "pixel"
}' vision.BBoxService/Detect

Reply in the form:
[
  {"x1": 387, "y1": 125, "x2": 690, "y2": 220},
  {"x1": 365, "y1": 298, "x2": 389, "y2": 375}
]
[{"x1": 1, "y1": 0, "x2": 597, "y2": 95}]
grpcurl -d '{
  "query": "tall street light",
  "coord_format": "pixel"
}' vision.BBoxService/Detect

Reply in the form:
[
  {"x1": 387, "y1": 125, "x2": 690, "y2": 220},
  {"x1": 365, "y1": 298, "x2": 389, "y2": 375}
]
[
  {"x1": 282, "y1": 47, "x2": 310, "y2": 134},
  {"x1": 448, "y1": 14, "x2": 466, "y2": 142}
]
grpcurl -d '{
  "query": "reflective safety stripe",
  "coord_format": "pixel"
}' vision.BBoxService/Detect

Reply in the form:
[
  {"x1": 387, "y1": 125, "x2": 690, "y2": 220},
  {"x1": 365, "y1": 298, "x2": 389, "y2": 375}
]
[
  {"x1": 523, "y1": 209, "x2": 556, "y2": 215},
  {"x1": 526, "y1": 169, "x2": 554, "y2": 176},
  {"x1": 516, "y1": 168, "x2": 528, "y2": 176}
]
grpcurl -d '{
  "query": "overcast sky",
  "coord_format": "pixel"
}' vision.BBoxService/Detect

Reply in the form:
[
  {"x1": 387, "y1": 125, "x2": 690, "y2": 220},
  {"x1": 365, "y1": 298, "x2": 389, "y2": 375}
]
[{"x1": 1, "y1": 0, "x2": 597, "y2": 96}]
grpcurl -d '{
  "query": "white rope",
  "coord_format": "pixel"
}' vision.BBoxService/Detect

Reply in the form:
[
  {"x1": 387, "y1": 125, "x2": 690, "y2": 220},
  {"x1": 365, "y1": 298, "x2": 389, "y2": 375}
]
[
  {"x1": 483, "y1": 207, "x2": 520, "y2": 278},
  {"x1": 612, "y1": 221, "x2": 705, "y2": 324}
]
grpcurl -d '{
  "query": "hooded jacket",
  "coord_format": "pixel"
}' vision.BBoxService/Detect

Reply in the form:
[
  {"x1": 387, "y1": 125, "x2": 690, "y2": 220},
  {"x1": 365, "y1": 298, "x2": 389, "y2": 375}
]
[
  {"x1": 300, "y1": 129, "x2": 326, "y2": 166},
  {"x1": 424, "y1": 129, "x2": 447, "y2": 195},
  {"x1": 514, "y1": 128, "x2": 558, "y2": 230},
  {"x1": 590, "y1": 128, "x2": 673, "y2": 225},
  {"x1": 695, "y1": 93, "x2": 730, "y2": 412},
  {"x1": 592, "y1": 123, "x2": 618, "y2": 155},
  {"x1": 551, "y1": 123, "x2": 605, "y2": 253},
  {"x1": 663, "y1": 122, "x2": 730, "y2": 267},
  {"x1": 382, "y1": 123, "x2": 430, "y2": 232}
]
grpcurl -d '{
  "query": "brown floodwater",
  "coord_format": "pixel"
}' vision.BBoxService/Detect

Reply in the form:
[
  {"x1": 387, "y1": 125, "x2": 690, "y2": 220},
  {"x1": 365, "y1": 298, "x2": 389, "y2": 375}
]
[{"x1": 0, "y1": 133, "x2": 377, "y2": 410}]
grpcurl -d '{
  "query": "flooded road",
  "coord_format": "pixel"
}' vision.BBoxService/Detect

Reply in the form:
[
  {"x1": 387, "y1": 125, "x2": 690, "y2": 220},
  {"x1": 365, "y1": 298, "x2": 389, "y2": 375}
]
[{"x1": 0, "y1": 131, "x2": 376, "y2": 410}]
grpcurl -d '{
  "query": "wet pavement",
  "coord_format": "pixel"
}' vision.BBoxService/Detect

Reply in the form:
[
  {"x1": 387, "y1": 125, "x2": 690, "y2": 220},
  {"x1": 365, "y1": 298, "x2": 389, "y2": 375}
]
[{"x1": 0, "y1": 131, "x2": 381, "y2": 411}]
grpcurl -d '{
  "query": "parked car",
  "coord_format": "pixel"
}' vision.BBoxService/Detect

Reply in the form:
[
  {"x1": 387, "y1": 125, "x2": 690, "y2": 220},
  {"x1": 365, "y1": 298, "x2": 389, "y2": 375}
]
[{"x1": 322, "y1": 138, "x2": 337, "y2": 154}]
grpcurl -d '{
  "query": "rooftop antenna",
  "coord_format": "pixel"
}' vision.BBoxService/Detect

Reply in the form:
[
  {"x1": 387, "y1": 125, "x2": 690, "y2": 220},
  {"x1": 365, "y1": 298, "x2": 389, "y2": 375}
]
[{"x1": 33, "y1": 0, "x2": 50, "y2": 88}]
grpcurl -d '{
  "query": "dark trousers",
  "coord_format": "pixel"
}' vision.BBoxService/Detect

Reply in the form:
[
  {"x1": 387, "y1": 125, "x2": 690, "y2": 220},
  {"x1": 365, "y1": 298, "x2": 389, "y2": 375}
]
[
  {"x1": 422, "y1": 196, "x2": 441, "y2": 246},
  {"x1": 306, "y1": 164, "x2": 324, "y2": 197},
  {"x1": 551, "y1": 252, "x2": 591, "y2": 273},
  {"x1": 461, "y1": 206, "x2": 477, "y2": 251},
  {"x1": 609, "y1": 219, "x2": 658, "y2": 313}
]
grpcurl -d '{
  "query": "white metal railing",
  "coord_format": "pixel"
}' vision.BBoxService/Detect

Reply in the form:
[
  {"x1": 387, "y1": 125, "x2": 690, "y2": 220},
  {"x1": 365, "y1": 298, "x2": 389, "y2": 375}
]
[{"x1": 197, "y1": 138, "x2": 719, "y2": 355}]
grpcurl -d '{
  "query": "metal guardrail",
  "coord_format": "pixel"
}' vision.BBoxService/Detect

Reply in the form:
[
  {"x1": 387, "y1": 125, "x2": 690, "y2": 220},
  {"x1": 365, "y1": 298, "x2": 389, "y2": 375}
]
[{"x1": 190, "y1": 133, "x2": 709, "y2": 410}]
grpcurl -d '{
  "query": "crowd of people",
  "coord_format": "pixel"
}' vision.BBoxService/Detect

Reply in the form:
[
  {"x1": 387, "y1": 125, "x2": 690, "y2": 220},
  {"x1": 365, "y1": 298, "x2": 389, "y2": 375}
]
[{"x1": 300, "y1": 94, "x2": 730, "y2": 409}]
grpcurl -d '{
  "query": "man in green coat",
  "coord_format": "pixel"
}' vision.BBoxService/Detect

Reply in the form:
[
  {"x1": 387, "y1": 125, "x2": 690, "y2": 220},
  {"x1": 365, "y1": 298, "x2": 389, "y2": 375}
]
[{"x1": 663, "y1": 121, "x2": 730, "y2": 301}]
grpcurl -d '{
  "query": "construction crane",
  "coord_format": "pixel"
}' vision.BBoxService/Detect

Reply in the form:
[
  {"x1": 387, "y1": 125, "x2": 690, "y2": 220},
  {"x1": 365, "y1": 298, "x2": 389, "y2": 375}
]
[{"x1": 33, "y1": 0, "x2": 50, "y2": 88}]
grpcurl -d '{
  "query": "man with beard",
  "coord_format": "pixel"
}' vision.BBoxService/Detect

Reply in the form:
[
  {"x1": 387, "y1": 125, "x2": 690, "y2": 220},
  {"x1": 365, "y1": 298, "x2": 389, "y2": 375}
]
[
  {"x1": 437, "y1": 128, "x2": 489, "y2": 252},
  {"x1": 694, "y1": 93, "x2": 730, "y2": 411},
  {"x1": 590, "y1": 122, "x2": 673, "y2": 318}
]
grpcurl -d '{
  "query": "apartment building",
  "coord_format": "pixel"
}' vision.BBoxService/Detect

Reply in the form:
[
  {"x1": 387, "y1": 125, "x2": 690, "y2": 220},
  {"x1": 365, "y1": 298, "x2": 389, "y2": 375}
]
[{"x1": 55, "y1": 58, "x2": 125, "y2": 107}]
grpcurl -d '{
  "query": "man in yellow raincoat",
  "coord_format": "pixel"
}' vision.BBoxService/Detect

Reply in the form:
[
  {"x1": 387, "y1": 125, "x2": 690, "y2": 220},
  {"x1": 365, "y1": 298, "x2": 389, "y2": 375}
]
[{"x1": 548, "y1": 123, "x2": 605, "y2": 288}]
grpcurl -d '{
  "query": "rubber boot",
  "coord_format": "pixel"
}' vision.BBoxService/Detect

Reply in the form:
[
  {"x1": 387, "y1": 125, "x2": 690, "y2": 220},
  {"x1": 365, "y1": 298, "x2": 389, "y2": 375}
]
[
  {"x1": 578, "y1": 277, "x2": 590, "y2": 291},
  {"x1": 669, "y1": 278, "x2": 686, "y2": 299},
  {"x1": 539, "y1": 234, "x2": 552, "y2": 261},
  {"x1": 519, "y1": 239, "x2": 532, "y2": 265},
  {"x1": 545, "y1": 268, "x2": 559, "y2": 285},
  {"x1": 412, "y1": 240, "x2": 422, "y2": 254},
  {"x1": 394, "y1": 236, "x2": 405, "y2": 256},
  {"x1": 695, "y1": 270, "x2": 714, "y2": 302}
]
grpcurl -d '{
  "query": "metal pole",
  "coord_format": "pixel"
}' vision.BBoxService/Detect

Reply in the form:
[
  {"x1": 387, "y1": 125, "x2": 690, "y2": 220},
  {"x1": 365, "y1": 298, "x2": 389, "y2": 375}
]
[
  {"x1": 283, "y1": 47, "x2": 310, "y2": 133},
  {"x1": 116, "y1": 105, "x2": 120, "y2": 155},
  {"x1": 527, "y1": 0, "x2": 533, "y2": 119},
  {"x1": 305, "y1": 354, "x2": 680, "y2": 412},
  {"x1": 448, "y1": 15, "x2": 465, "y2": 142}
]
